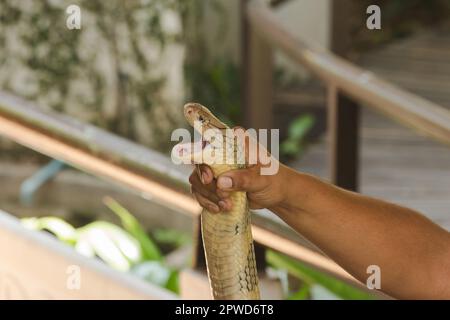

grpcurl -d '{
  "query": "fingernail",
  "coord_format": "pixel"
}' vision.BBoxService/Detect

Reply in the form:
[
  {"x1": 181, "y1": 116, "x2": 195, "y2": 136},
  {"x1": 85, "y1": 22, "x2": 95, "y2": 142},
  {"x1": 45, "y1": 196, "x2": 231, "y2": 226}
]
[
  {"x1": 201, "y1": 172, "x2": 208, "y2": 184},
  {"x1": 208, "y1": 203, "x2": 219, "y2": 213},
  {"x1": 218, "y1": 200, "x2": 227, "y2": 211},
  {"x1": 218, "y1": 176, "x2": 232, "y2": 189}
]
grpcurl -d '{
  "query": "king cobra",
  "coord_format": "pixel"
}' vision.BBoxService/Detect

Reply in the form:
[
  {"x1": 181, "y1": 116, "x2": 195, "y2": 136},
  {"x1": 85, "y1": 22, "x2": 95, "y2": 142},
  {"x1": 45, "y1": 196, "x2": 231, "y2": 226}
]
[{"x1": 173, "y1": 103, "x2": 260, "y2": 300}]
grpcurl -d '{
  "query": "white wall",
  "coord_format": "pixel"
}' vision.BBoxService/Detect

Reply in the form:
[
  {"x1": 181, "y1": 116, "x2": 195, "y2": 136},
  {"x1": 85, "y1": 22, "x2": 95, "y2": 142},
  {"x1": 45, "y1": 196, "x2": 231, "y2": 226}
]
[
  {"x1": 203, "y1": 0, "x2": 242, "y2": 63},
  {"x1": 275, "y1": 0, "x2": 331, "y2": 49},
  {"x1": 204, "y1": 0, "x2": 331, "y2": 77},
  {"x1": 274, "y1": 0, "x2": 331, "y2": 78}
]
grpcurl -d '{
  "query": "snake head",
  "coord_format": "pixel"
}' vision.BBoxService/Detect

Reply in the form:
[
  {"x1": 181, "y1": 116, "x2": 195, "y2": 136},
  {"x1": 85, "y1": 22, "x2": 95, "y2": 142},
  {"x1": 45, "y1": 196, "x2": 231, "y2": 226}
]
[
  {"x1": 183, "y1": 103, "x2": 228, "y2": 133},
  {"x1": 173, "y1": 103, "x2": 239, "y2": 166}
]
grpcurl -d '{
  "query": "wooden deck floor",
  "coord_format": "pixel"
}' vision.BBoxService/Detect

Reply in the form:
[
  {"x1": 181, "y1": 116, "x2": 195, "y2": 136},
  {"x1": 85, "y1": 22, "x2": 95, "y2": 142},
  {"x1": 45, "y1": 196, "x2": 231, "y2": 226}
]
[
  {"x1": 359, "y1": 23, "x2": 450, "y2": 110},
  {"x1": 290, "y1": 108, "x2": 450, "y2": 231}
]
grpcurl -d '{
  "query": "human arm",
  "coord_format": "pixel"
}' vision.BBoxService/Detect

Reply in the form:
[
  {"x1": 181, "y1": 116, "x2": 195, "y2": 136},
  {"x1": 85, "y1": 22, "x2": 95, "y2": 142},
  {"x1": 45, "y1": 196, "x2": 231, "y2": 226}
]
[{"x1": 189, "y1": 163, "x2": 450, "y2": 299}]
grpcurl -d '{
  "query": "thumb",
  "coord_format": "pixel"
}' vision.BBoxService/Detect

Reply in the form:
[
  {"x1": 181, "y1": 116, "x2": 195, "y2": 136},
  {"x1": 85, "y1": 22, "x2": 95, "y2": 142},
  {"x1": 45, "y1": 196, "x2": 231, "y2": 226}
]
[{"x1": 217, "y1": 166, "x2": 266, "y2": 192}]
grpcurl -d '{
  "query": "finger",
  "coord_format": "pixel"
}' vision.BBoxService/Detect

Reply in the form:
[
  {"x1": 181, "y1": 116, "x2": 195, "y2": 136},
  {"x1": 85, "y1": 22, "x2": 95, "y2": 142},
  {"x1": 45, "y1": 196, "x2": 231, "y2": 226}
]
[
  {"x1": 217, "y1": 166, "x2": 267, "y2": 192},
  {"x1": 189, "y1": 170, "x2": 203, "y2": 188},
  {"x1": 193, "y1": 192, "x2": 220, "y2": 213},
  {"x1": 191, "y1": 184, "x2": 221, "y2": 203},
  {"x1": 198, "y1": 164, "x2": 214, "y2": 185},
  {"x1": 190, "y1": 169, "x2": 213, "y2": 189},
  {"x1": 216, "y1": 188, "x2": 231, "y2": 199},
  {"x1": 195, "y1": 164, "x2": 202, "y2": 182},
  {"x1": 189, "y1": 170, "x2": 215, "y2": 194},
  {"x1": 190, "y1": 170, "x2": 220, "y2": 196},
  {"x1": 218, "y1": 198, "x2": 233, "y2": 212}
]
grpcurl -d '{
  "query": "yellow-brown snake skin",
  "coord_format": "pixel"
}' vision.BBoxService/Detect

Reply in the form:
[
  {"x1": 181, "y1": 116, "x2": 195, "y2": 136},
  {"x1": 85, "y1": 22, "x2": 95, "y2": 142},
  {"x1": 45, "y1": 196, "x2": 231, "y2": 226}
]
[{"x1": 174, "y1": 103, "x2": 260, "y2": 300}]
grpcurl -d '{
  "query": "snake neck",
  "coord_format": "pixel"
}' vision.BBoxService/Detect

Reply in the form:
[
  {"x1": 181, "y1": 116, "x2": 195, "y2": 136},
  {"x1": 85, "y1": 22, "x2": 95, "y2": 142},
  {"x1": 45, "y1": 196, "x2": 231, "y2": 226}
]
[{"x1": 209, "y1": 146, "x2": 246, "y2": 177}]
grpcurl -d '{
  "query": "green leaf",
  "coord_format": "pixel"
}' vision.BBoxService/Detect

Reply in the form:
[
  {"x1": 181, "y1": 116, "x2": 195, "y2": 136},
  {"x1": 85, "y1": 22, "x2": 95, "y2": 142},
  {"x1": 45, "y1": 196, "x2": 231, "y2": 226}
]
[
  {"x1": 266, "y1": 250, "x2": 375, "y2": 300},
  {"x1": 165, "y1": 270, "x2": 180, "y2": 294},
  {"x1": 103, "y1": 197, "x2": 162, "y2": 261},
  {"x1": 153, "y1": 228, "x2": 191, "y2": 248},
  {"x1": 131, "y1": 261, "x2": 170, "y2": 286},
  {"x1": 131, "y1": 261, "x2": 179, "y2": 293},
  {"x1": 77, "y1": 221, "x2": 142, "y2": 271},
  {"x1": 280, "y1": 140, "x2": 300, "y2": 156},
  {"x1": 21, "y1": 217, "x2": 77, "y2": 245},
  {"x1": 288, "y1": 114, "x2": 315, "y2": 141},
  {"x1": 288, "y1": 283, "x2": 311, "y2": 300},
  {"x1": 280, "y1": 114, "x2": 315, "y2": 157},
  {"x1": 310, "y1": 284, "x2": 341, "y2": 300}
]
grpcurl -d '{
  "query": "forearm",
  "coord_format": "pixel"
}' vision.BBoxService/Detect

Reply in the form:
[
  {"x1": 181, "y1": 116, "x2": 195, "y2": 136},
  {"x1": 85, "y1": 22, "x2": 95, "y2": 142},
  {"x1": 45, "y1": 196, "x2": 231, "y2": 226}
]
[{"x1": 271, "y1": 166, "x2": 450, "y2": 299}]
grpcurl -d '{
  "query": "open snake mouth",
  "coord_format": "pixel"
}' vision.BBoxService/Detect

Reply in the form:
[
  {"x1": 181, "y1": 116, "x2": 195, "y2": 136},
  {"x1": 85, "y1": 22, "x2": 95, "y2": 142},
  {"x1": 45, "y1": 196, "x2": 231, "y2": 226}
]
[
  {"x1": 173, "y1": 102, "x2": 231, "y2": 164},
  {"x1": 175, "y1": 136, "x2": 211, "y2": 160}
]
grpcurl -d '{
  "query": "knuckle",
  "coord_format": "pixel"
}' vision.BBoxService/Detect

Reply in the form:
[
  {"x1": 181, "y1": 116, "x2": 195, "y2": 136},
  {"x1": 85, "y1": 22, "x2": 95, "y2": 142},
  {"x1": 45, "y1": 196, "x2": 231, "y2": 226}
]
[
  {"x1": 195, "y1": 194, "x2": 218, "y2": 212},
  {"x1": 196, "y1": 186, "x2": 218, "y2": 203},
  {"x1": 206, "y1": 192, "x2": 220, "y2": 204},
  {"x1": 199, "y1": 164, "x2": 209, "y2": 174},
  {"x1": 188, "y1": 172, "x2": 197, "y2": 184},
  {"x1": 217, "y1": 190, "x2": 230, "y2": 199},
  {"x1": 239, "y1": 173, "x2": 251, "y2": 189},
  {"x1": 194, "y1": 193, "x2": 206, "y2": 205}
]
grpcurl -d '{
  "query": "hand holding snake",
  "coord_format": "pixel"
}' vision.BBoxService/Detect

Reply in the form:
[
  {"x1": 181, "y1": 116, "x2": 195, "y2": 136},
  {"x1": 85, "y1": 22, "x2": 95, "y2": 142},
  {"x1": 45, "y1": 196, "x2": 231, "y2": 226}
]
[{"x1": 173, "y1": 103, "x2": 285, "y2": 300}]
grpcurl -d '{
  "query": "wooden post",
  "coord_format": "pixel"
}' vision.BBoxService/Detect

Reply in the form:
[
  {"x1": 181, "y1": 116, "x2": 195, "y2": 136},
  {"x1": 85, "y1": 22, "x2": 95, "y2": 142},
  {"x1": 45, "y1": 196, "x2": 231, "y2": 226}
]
[
  {"x1": 240, "y1": 0, "x2": 269, "y2": 283},
  {"x1": 328, "y1": 0, "x2": 360, "y2": 191},
  {"x1": 242, "y1": 0, "x2": 274, "y2": 130},
  {"x1": 240, "y1": 0, "x2": 250, "y2": 125},
  {"x1": 327, "y1": 85, "x2": 360, "y2": 191},
  {"x1": 329, "y1": 0, "x2": 357, "y2": 57}
]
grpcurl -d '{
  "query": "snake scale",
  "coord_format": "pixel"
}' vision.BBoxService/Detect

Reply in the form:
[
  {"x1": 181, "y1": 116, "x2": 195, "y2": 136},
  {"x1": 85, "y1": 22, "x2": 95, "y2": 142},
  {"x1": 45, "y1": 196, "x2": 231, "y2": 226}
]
[{"x1": 173, "y1": 103, "x2": 260, "y2": 300}]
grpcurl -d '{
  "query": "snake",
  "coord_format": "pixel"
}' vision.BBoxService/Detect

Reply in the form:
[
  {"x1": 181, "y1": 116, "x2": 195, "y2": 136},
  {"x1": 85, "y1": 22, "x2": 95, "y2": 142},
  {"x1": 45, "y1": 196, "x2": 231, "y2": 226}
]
[{"x1": 173, "y1": 103, "x2": 260, "y2": 300}]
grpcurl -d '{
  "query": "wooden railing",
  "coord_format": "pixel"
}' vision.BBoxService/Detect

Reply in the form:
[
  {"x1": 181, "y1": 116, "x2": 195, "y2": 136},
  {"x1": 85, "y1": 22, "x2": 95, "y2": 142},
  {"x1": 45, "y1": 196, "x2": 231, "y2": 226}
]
[
  {"x1": 242, "y1": 0, "x2": 450, "y2": 191},
  {"x1": 2, "y1": 0, "x2": 448, "y2": 299}
]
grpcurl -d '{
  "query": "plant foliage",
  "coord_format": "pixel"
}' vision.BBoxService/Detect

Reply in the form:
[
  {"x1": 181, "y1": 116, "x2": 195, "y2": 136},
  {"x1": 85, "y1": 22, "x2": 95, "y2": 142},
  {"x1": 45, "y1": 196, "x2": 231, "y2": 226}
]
[
  {"x1": 267, "y1": 250, "x2": 376, "y2": 300},
  {"x1": 21, "y1": 197, "x2": 186, "y2": 293}
]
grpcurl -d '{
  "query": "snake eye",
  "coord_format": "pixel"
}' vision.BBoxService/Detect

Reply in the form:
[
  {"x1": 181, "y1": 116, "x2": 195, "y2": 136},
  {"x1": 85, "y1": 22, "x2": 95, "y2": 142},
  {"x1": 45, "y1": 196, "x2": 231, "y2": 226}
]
[{"x1": 198, "y1": 115, "x2": 205, "y2": 123}]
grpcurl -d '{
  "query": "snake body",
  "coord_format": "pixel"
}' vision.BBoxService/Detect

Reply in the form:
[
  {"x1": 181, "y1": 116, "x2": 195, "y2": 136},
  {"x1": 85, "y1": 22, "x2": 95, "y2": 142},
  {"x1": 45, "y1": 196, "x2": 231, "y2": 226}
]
[{"x1": 174, "y1": 103, "x2": 260, "y2": 300}]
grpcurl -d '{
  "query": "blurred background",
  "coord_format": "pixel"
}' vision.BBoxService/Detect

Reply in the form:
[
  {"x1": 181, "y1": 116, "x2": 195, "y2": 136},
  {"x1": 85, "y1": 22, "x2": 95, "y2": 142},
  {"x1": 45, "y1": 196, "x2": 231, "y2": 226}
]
[{"x1": 0, "y1": 0, "x2": 449, "y2": 300}]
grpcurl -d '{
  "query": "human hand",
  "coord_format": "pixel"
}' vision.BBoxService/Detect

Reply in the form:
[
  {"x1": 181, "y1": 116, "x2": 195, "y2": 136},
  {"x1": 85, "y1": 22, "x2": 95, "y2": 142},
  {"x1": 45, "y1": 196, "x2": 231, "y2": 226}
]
[{"x1": 188, "y1": 128, "x2": 289, "y2": 213}]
